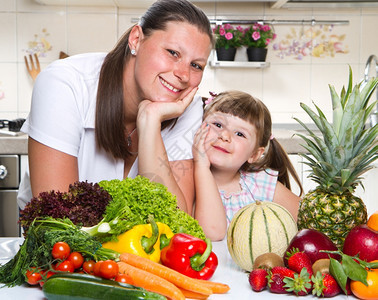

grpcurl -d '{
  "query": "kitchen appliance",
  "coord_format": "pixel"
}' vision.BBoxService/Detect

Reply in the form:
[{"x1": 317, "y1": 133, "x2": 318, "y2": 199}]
[
  {"x1": 0, "y1": 119, "x2": 25, "y2": 132},
  {"x1": 0, "y1": 155, "x2": 21, "y2": 237},
  {"x1": 0, "y1": 119, "x2": 26, "y2": 137}
]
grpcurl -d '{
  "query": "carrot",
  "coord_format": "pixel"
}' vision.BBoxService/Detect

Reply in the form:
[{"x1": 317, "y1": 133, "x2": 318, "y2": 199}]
[
  {"x1": 117, "y1": 261, "x2": 185, "y2": 300},
  {"x1": 179, "y1": 288, "x2": 209, "y2": 299},
  {"x1": 195, "y1": 279, "x2": 230, "y2": 294},
  {"x1": 119, "y1": 252, "x2": 212, "y2": 296}
]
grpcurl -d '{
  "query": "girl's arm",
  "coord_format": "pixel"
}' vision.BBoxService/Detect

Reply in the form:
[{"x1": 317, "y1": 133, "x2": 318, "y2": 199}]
[
  {"x1": 273, "y1": 181, "x2": 301, "y2": 221},
  {"x1": 28, "y1": 138, "x2": 78, "y2": 197},
  {"x1": 193, "y1": 123, "x2": 227, "y2": 241},
  {"x1": 137, "y1": 88, "x2": 199, "y2": 215}
]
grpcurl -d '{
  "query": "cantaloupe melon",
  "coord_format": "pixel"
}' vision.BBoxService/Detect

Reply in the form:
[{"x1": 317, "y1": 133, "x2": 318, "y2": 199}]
[{"x1": 227, "y1": 201, "x2": 298, "y2": 271}]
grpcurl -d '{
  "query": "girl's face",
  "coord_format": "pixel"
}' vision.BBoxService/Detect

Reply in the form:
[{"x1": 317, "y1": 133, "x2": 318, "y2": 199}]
[
  {"x1": 204, "y1": 112, "x2": 264, "y2": 171},
  {"x1": 131, "y1": 21, "x2": 212, "y2": 102}
]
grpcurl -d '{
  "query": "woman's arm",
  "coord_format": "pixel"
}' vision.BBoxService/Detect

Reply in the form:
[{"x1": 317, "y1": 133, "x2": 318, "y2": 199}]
[
  {"x1": 273, "y1": 181, "x2": 301, "y2": 221},
  {"x1": 28, "y1": 137, "x2": 78, "y2": 197},
  {"x1": 137, "y1": 88, "x2": 199, "y2": 214},
  {"x1": 193, "y1": 123, "x2": 227, "y2": 241}
]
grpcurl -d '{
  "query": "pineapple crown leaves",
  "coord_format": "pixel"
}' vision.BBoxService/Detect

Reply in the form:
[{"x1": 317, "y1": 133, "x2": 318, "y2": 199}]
[{"x1": 295, "y1": 66, "x2": 378, "y2": 193}]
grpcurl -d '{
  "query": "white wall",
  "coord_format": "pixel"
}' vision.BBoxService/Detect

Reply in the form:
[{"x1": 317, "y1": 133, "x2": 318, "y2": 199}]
[{"x1": 0, "y1": 0, "x2": 377, "y2": 125}]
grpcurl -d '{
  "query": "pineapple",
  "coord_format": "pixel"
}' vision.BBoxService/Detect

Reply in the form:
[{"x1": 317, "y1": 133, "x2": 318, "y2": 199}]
[{"x1": 295, "y1": 67, "x2": 378, "y2": 249}]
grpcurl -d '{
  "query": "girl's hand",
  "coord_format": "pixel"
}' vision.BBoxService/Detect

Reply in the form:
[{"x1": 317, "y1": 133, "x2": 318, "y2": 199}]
[
  {"x1": 138, "y1": 87, "x2": 198, "y2": 124},
  {"x1": 193, "y1": 122, "x2": 211, "y2": 169}
]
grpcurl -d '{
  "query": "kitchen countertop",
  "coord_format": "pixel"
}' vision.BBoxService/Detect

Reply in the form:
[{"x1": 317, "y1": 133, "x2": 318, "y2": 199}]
[
  {"x1": 0, "y1": 237, "x2": 354, "y2": 300},
  {"x1": 0, "y1": 126, "x2": 308, "y2": 155},
  {"x1": 0, "y1": 132, "x2": 28, "y2": 155}
]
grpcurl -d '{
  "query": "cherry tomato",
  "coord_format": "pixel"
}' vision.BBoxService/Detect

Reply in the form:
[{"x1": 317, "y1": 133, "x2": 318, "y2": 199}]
[
  {"x1": 52, "y1": 242, "x2": 71, "y2": 260},
  {"x1": 93, "y1": 261, "x2": 103, "y2": 277},
  {"x1": 99, "y1": 260, "x2": 119, "y2": 279},
  {"x1": 68, "y1": 252, "x2": 84, "y2": 269},
  {"x1": 25, "y1": 268, "x2": 42, "y2": 285},
  {"x1": 39, "y1": 270, "x2": 55, "y2": 287},
  {"x1": 56, "y1": 260, "x2": 74, "y2": 273},
  {"x1": 83, "y1": 260, "x2": 96, "y2": 275},
  {"x1": 115, "y1": 274, "x2": 130, "y2": 284}
]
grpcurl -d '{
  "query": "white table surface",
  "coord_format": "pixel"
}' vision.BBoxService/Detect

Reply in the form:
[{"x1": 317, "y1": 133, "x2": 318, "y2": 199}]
[{"x1": 0, "y1": 237, "x2": 355, "y2": 300}]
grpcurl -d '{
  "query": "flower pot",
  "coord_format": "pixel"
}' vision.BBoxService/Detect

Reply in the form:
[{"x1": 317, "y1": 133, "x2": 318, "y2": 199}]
[
  {"x1": 246, "y1": 47, "x2": 268, "y2": 62},
  {"x1": 216, "y1": 47, "x2": 237, "y2": 61}
]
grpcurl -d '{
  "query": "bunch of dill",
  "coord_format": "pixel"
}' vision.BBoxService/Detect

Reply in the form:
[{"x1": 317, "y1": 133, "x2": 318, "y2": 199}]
[{"x1": 0, "y1": 218, "x2": 119, "y2": 287}]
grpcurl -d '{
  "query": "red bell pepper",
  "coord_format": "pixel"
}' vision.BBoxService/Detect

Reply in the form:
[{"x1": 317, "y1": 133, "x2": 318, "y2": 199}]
[{"x1": 160, "y1": 233, "x2": 218, "y2": 280}]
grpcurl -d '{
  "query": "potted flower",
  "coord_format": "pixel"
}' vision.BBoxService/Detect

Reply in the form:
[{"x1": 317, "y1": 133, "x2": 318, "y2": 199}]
[
  {"x1": 242, "y1": 23, "x2": 276, "y2": 61},
  {"x1": 213, "y1": 24, "x2": 243, "y2": 61}
]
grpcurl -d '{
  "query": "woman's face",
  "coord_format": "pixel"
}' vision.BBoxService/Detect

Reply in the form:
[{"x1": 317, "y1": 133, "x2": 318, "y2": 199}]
[{"x1": 132, "y1": 21, "x2": 212, "y2": 102}]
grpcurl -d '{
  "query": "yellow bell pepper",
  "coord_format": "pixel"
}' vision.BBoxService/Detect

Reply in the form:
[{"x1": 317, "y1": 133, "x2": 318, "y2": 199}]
[{"x1": 102, "y1": 215, "x2": 173, "y2": 263}]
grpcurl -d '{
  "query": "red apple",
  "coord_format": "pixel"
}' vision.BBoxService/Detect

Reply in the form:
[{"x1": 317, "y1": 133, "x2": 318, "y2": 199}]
[
  {"x1": 342, "y1": 225, "x2": 378, "y2": 262},
  {"x1": 284, "y1": 229, "x2": 339, "y2": 265}
]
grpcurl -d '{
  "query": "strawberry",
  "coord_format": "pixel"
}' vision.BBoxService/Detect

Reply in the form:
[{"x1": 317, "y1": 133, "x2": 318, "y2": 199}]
[
  {"x1": 283, "y1": 268, "x2": 312, "y2": 296},
  {"x1": 345, "y1": 279, "x2": 353, "y2": 295},
  {"x1": 267, "y1": 266, "x2": 295, "y2": 294},
  {"x1": 248, "y1": 268, "x2": 268, "y2": 292},
  {"x1": 286, "y1": 248, "x2": 313, "y2": 277},
  {"x1": 312, "y1": 271, "x2": 341, "y2": 297}
]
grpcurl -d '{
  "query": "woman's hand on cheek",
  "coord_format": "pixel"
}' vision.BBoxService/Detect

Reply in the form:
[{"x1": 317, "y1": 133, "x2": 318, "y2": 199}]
[{"x1": 137, "y1": 87, "x2": 198, "y2": 124}]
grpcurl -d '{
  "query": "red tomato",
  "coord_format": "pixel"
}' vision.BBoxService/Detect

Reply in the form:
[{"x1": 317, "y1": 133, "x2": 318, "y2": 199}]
[
  {"x1": 39, "y1": 270, "x2": 55, "y2": 287},
  {"x1": 93, "y1": 261, "x2": 103, "y2": 277},
  {"x1": 68, "y1": 252, "x2": 84, "y2": 269},
  {"x1": 99, "y1": 260, "x2": 119, "y2": 279},
  {"x1": 83, "y1": 260, "x2": 96, "y2": 275},
  {"x1": 25, "y1": 268, "x2": 42, "y2": 285},
  {"x1": 115, "y1": 274, "x2": 130, "y2": 284},
  {"x1": 52, "y1": 242, "x2": 71, "y2": 260},
  {"x1": 56, "y1": 260, "x2": 74, "y2": 273}
]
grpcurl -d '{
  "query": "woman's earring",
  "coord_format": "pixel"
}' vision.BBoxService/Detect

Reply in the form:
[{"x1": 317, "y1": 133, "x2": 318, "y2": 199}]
[{"x1": 131, "y1": 49, "x2": 136, "y2": 56}]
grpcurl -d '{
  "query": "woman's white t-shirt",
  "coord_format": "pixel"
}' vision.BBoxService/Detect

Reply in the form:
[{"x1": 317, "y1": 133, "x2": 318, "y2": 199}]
[{"x1": 17, "y1": 53, "x2": 203, "y2": 209}]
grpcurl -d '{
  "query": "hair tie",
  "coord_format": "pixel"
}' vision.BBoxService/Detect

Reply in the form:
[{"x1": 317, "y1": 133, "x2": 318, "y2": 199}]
[
  {"x1": 204, "y1": 91, "x2": 218, "y2": 106},
  {"x1": 270, "y1": 134, "x2": 274, "y2": 140}
]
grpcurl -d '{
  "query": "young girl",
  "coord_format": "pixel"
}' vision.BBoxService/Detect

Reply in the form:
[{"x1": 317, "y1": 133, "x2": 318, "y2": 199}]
[{"x1": 193, "y1": 90, "x2": 303, "y2": 241}]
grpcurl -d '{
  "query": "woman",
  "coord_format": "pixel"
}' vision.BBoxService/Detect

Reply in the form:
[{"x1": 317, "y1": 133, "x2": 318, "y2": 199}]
[{"x1": 17, "y1": 0, "x2": 213, "y2": 215}]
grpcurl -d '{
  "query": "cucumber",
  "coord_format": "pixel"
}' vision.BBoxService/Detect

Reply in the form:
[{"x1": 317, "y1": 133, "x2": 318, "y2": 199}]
[
  {"x1": 47, "y1": 272, "x2": 142, "y2": 289},
  {"x1": 42, "y1": 273, "x2": 166, "y2": 300}
]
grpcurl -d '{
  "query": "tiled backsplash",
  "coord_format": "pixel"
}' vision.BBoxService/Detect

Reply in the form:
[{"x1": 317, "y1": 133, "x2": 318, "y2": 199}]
[{"x1": 0, "y1": 0, "x2": 377, "y2": 124}]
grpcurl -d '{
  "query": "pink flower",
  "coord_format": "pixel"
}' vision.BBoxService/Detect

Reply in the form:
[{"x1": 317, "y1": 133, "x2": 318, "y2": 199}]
[
  {"x1": 253, "y1": 24, "x2": 259, "y2": 30},
  {"x1": 219, "y1": 28, "x2": 225, "y2": 36},
  {"x1": 266, "y1": 38, "x2": 271, "y2": 45},
  {"x1": 252, "y1": 31, "x2": 260, "y2": 41},
  {"x1": 225, "y1": 32, "x2": 233, "y2": 40},
  {"x1": 262, "y1": 25, "x2": 271, "y2": 32},
  {"x1": 273, "y1": 33, "x2": 277, "y2": 40},
  {"x1": 224, "y1": 23, "x2": 232, "y2": 30},
  {"x1": 236, "y1": 25, "x2": 243, "y2": 32}
]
